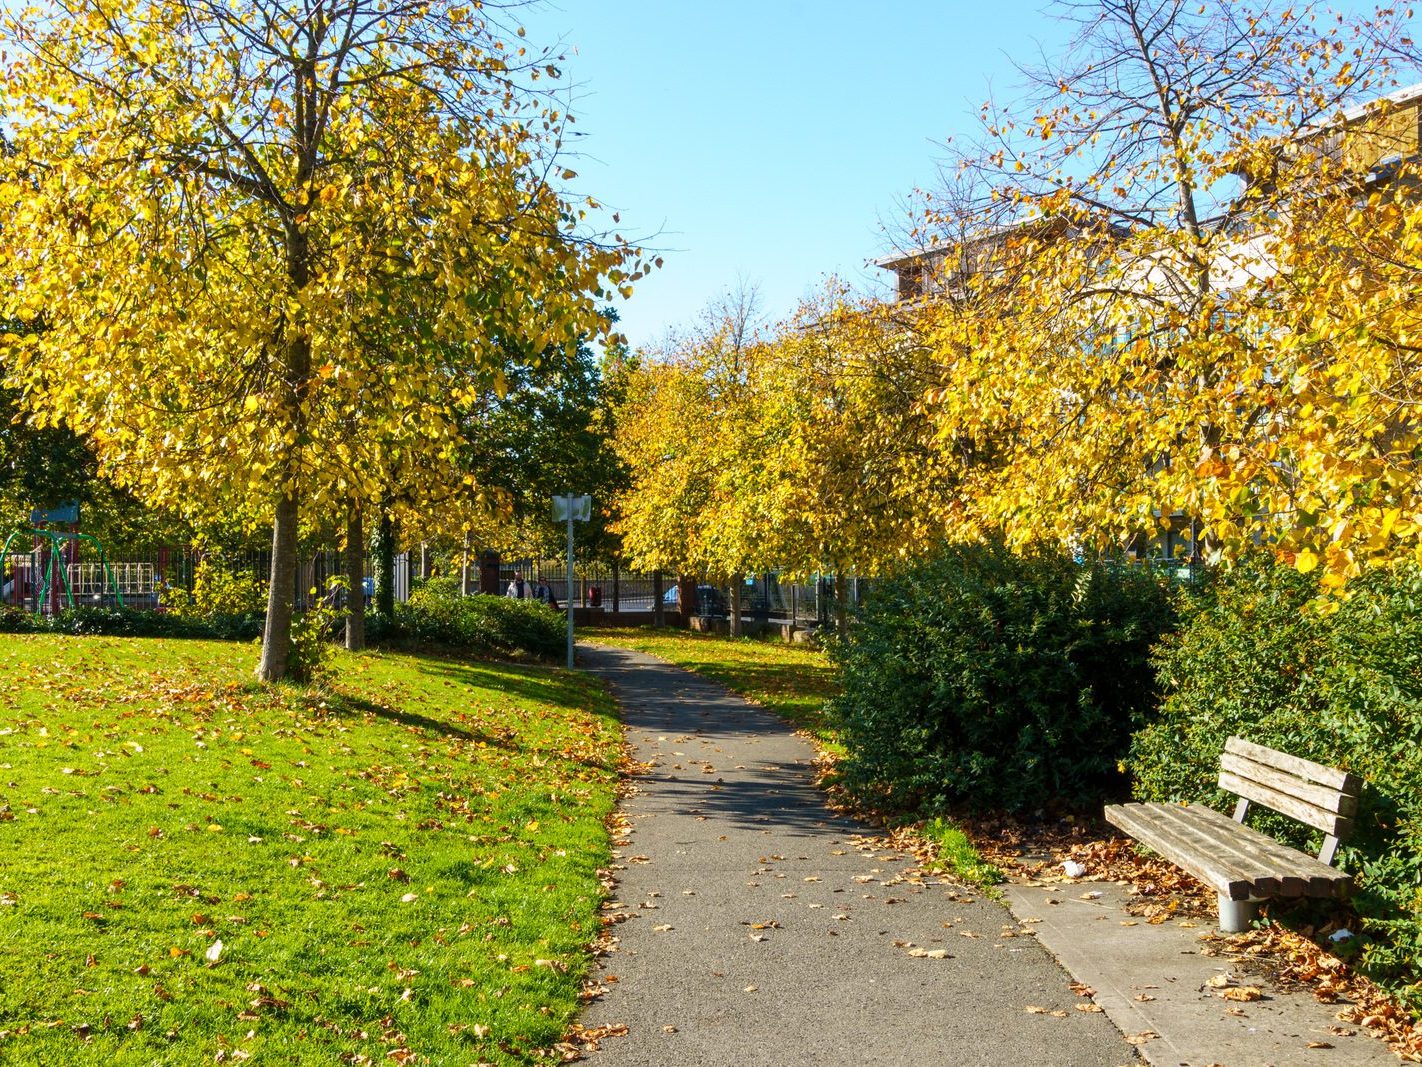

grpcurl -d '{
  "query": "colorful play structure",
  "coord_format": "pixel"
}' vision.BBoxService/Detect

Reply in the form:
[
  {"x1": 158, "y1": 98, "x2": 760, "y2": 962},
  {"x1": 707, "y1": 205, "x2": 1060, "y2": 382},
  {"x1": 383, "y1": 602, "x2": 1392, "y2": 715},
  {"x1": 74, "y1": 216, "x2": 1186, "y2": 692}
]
[{"x1": 1, "y1": 527, "x2": 125, "y2": 614}]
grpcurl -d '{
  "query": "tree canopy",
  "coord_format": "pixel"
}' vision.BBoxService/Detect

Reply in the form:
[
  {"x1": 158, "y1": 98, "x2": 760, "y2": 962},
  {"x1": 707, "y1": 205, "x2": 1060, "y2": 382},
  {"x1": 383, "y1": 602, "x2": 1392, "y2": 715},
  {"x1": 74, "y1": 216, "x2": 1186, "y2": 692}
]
[
  {"x1": 613, "y1": 1, "x2": 1422, "y2": 597},
  {"x1": 0, "y1": 0, "x2": 644, "y2": 676}
]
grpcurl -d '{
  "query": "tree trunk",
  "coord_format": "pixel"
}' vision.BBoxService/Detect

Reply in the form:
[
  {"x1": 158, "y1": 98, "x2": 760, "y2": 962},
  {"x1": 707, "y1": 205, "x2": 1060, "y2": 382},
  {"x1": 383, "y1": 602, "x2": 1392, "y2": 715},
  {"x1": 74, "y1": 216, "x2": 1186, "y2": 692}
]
[
  {"x1": 258, "y1": 198, "x2": 313, "y2": 682},
  {"x1": 835, "y1": 571, "x2": 850, "y2": 633},
  {"x1": 729, "y1": 573, "x2": 743, "y2": 637},
  {"x1": 345, "y1": 511, "x2": 365, "y2": 651},
  {"x1": 652, "y1": 570, "x2": 664, "y2": 628},
  {"x1": 678, "y1": 576, "x2": 699, "y2": 620},
  {"x1": 257, "y1": 491, "x2": 299, "y2": 682},
  {"x1": 372, "y1": 509, "x2": 396, "y2": 618}
]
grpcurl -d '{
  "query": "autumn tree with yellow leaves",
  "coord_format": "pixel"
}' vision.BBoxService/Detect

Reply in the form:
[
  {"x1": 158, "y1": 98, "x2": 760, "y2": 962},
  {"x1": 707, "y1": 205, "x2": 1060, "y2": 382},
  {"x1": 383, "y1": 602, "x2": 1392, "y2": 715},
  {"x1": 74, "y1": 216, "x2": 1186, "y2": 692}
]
[
  {"x1": 610, "y1": 286, "x2": 766, "y2": 634},
  {"x1": 613, "y1": 2, "x2": 1422, "y2": 602},
  {"x1": 612, "y1": 282, "x2": 941, "y2": 618},
  {"x1": 910, "y1": 0, "x2": 1422, "y2": 587},
  {"x1": 0, "y1": 0, "x2": 643, "y2": 678}
]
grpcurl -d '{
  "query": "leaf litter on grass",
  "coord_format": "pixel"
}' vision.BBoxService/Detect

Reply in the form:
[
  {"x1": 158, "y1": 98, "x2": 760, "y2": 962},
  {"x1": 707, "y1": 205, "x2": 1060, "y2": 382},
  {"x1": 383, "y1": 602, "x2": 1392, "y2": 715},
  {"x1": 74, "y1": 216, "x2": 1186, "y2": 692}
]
[{"x1": 0, "y1": 635, "x2": 623, "y2": 1065}]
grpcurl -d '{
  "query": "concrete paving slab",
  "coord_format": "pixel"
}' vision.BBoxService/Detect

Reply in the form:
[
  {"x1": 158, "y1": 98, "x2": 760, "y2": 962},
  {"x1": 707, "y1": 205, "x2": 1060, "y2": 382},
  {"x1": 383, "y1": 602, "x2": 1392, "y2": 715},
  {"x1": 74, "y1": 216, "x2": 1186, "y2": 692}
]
[
  {"x1": 579, "y1": 644, "x2": 1135, "y2": 1067},
  {"x1": 1004, "y1": 880, "x2": 1396, "y2": 1067}
]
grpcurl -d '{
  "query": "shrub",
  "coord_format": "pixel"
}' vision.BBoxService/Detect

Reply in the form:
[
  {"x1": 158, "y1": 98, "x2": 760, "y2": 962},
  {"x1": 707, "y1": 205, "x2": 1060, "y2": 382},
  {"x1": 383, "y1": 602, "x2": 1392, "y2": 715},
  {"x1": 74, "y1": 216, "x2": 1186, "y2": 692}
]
[
  {"x1": 395, "y1": 582, "x2": 564, "y2": 660},
  {"x1": 159, "y1": 559, "x2": 266, "y2": 638},
  {"x1": 826, "y1": 540, "x2": 1177, "y2": 814},
  {"x1": 177, "y1": 559, "x2": 267, "y2": 620},
  {"x1": 1133, "y1": 558, "x2": 1422, "y2": 1007},
  {"x1": 0, "y1": 605, "x2": 245, "y2": 639},
  {"x1": 288, "y1": 580, "x2": 345, "y2": 684},
  {"x1": 0, "y1": 608, "x2": 40, "y2": 634}
]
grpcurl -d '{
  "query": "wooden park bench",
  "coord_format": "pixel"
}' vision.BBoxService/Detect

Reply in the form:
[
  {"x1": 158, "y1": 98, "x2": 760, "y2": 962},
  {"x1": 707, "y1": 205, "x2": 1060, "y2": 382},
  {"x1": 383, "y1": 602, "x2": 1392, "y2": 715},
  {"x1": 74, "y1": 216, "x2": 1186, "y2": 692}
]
[{"x1": 1104, "y1": 737, "x2": 1361, "y2": 932}]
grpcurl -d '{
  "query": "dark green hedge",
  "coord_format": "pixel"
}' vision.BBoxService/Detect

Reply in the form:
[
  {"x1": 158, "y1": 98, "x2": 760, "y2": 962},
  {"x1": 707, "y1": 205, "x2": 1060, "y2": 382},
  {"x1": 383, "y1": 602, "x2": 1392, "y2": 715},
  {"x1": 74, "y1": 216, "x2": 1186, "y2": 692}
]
[
  {"x1": 1133, "y1": 559, "x2": 1422, "y2": 1007},
  {"x1": 0, "y1": 606, "x2": 262, "y2": 640},
  {"x1": 394, "y1": 579, "x2": 564, "y2": 661},
  {"x1": 0, "y1": 582, "x2": 563, "y2": 663},
  {"x1": 826, "y1": 541, "x2": 1177, "y2": 813}
]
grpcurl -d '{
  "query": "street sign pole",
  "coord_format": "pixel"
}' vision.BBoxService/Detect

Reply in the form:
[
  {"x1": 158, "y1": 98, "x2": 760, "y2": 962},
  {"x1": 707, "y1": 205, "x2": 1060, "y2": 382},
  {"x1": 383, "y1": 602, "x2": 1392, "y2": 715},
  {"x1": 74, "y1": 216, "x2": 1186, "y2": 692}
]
[
  {"x1": 566, "y1": 497, "x2": 575, "y2": 669},
  {"x1": 553, "y1": 494, "x2": 591, "y2": 670}
]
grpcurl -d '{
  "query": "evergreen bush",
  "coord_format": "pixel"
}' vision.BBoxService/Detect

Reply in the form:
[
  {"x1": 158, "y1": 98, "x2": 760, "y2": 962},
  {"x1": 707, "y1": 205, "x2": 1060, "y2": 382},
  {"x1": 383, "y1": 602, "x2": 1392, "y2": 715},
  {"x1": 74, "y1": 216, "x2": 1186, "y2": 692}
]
[
  {"x1": 826, "y1": 540, "x2": 1176, "y2": 813},
  {"x1": 0, "y1": 605, "x2": 260, "y2": 639},
  {"x1": 396, "y1": 580, "x2": 564, "y2": 660},
  {"x1": 1133, "y1": 558, "x2": 1422, "y2": 1007}
]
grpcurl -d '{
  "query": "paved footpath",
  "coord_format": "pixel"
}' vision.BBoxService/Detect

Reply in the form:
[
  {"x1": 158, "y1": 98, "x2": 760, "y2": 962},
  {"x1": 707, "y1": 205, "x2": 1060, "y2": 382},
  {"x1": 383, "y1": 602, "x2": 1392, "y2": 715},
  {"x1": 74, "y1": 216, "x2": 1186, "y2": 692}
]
[{"x1": 578, "y1": 645, "x2": 1135, "y2": 1067}]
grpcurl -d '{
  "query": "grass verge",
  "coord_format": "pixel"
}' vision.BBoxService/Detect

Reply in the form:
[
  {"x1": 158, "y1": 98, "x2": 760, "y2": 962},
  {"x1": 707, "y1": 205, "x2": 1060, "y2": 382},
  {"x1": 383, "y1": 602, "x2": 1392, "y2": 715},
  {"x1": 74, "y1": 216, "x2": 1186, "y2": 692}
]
[
  {"x1": 0, "y1": 634, "x2": 619, "y2": 1065},
  {"x1": 920, "y1": 818, "x2": 1004, "y2": 889}
]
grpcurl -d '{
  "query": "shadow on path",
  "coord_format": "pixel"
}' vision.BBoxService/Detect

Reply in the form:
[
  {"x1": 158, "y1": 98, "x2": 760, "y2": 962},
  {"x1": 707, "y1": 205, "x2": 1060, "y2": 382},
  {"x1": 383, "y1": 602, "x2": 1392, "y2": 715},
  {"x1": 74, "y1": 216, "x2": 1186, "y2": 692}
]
[{"x1": 577, "y1": 642, "x2": 1132, "y2": 1067}]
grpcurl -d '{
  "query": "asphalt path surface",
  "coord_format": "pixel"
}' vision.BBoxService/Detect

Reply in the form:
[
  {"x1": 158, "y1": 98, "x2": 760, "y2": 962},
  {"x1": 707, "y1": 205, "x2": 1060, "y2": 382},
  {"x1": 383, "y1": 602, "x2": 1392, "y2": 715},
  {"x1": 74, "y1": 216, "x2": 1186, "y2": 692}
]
[{"x1": 578, "y1": 644, "x2": 1135, "y2": 1067}]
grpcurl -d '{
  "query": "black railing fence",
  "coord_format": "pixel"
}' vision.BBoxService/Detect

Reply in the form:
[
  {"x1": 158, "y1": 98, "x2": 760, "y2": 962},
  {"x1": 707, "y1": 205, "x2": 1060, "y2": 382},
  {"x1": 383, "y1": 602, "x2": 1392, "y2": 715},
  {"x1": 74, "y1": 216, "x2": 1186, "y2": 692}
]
[
  {"x1": 497, "y1": 561, "x2": 860, "y2": 629},
  {"x1": 3, "y1": 534, "x2": 1203, "y2": 626},
  {"x1": 0, "y1": 544, "x2": 410, "y2": 615}
]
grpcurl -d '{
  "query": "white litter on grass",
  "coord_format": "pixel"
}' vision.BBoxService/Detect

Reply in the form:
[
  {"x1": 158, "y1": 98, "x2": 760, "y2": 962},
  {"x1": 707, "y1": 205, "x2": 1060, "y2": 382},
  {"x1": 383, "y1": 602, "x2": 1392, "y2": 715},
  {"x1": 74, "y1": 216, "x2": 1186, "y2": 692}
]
[
  {"x1": 205, "y1": 939, "x2": 223, "y2": 964},
  {"x1": 1329, "y1": 928, "x2": 1354, "y2": 942},
  {"x1": 1061, "y1": 860, "x2": 1087, "y2": 878}
]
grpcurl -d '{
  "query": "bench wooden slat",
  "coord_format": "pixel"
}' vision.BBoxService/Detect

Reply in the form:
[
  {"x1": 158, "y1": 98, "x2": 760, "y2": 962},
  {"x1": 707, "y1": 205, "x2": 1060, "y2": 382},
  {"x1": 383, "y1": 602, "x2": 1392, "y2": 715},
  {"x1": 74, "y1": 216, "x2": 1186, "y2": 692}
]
[
  {"x1": 1217, "y1": 769, "x2": 1354, "y2": 838},
  {"x1": 1104, "y1": 803, "x2": 1257, "y2": 900},
  {"x1": 1219, "y1": 751, "x2": 1359, "y2": 817},
  {"x1": 1106, "y1": 802, "x2": 1355, "y2": 899},
  {"x1": 1187, "y1": 804, "x2": 1352, "y2": 898},
  {"x1": 1108, "y1": 739, "x2": 1358, "y2": 931},
  {"x1": 1108, "y1": 802, "x2": 1289, "y2": 897},
  {"x1": 1224, "y1": 737, "x2": 1359, "y2": 794},
  {"x1": 1134, "y1": 802, "x2": 1300, "y2": 896}
]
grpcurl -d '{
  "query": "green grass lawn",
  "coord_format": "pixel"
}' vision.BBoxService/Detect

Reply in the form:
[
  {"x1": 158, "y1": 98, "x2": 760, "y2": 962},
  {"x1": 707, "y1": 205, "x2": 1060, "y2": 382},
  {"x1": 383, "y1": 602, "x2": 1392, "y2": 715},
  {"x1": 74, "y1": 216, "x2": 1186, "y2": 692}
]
[
  {"x1": 0, "y1": 634, "x2": 620, "y2": 1065},
  {"x1": 580, "y1": 627, "x2": 839, "y2": 745}
]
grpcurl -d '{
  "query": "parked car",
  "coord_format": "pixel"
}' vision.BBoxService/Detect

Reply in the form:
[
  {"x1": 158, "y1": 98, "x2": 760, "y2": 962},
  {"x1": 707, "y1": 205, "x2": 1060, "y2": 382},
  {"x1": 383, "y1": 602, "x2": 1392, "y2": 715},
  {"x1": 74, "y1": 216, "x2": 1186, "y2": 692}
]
[{"x1": 663, "y1": 584, "x2": 728, "y2": 617}]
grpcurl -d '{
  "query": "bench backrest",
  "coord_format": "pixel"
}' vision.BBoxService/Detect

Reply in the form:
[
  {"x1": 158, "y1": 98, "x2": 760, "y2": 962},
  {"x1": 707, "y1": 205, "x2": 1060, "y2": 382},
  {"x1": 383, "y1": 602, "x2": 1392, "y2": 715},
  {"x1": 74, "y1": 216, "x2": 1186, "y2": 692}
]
[{"x1": 1218, "y1": 737, "x2": 1361, "y2": 856}]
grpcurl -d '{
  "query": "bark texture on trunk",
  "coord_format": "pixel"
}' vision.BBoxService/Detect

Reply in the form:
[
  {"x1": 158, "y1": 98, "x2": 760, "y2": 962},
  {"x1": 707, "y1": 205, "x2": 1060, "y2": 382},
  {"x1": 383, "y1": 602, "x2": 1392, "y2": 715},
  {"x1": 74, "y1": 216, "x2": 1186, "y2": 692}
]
[
  {"x1": 257, "y1": 492, "x2": 299, "y2": 682},
  {"x1": 729, "y1": 573, "x2": 743, "y2": 637},
  {"x1": 345, "y1": 511, "x2": 365, "y2": 652},
  {"x1": 652, "y1": 570, "x2": 664, "y2": 628}
]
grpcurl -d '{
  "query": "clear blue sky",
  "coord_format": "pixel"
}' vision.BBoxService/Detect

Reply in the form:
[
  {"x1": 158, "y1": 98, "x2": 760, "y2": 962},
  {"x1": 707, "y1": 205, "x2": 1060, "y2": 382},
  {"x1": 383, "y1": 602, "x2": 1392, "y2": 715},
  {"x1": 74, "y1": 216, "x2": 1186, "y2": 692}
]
[
  {"x1": 523, "y1": 1, "x2": 1385, "y2": 351},
  {"x1": 521, "y1": 0, "x2": 1073, "y2": 349}
]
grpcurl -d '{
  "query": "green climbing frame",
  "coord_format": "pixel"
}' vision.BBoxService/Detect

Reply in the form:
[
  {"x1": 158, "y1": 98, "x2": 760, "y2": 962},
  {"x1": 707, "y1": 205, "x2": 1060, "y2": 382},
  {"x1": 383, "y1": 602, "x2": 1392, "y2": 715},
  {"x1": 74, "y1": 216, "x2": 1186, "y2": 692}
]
[{"x1": 0, "y1": 528, "x2": 125, "y2": 613}]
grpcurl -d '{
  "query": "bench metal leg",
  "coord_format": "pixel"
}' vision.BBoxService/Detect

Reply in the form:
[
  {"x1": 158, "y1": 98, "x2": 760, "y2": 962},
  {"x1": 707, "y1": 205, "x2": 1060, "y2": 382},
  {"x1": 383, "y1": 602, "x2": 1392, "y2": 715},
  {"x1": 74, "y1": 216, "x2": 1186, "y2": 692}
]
[{"x1": 1217, "y1": 894, "x2": 1261, "y2": 933}]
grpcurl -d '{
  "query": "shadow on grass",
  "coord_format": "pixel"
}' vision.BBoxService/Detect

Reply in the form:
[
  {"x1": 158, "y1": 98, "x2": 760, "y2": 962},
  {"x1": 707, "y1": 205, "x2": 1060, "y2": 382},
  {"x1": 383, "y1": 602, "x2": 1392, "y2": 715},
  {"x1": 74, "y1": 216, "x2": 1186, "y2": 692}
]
[
  {"x1": 676, "y1": 657, "x2": 837, "y2": 698},
  {"x1": 323, "y1": 690, "x2": 486, "y2": 742},
  {"x1": 415, "y1": 656, "x2": 617, "y2": 724}
]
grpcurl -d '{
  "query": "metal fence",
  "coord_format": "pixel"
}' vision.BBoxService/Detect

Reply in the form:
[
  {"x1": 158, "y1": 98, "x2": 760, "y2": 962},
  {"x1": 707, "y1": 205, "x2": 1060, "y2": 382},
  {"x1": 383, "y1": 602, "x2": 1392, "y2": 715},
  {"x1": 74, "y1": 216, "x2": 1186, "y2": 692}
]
[
  {"x1": 501, "y1": 561, "x2": 859, "y2": 628},
  {"x1": 1, "y1": 542, "x2": 410, "y2": 615},
  {"x1": 2, "y1": 532, "x2": 871, "y2": 631}
]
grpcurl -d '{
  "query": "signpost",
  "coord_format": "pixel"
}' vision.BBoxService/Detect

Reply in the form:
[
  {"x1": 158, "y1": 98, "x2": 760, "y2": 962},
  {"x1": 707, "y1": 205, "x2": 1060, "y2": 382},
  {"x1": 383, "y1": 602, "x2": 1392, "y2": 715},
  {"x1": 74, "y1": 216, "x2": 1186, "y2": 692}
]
[{"x1": 552, "y1": 494, "x2": 592, "y2": 668}]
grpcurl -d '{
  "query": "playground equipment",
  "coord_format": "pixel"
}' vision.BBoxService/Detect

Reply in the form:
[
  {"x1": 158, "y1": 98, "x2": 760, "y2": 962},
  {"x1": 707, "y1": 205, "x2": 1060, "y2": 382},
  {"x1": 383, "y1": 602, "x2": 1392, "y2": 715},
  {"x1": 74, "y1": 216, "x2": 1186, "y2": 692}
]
[{"x1": 1, "y1": 528, "x2": 125, "y2": 614}]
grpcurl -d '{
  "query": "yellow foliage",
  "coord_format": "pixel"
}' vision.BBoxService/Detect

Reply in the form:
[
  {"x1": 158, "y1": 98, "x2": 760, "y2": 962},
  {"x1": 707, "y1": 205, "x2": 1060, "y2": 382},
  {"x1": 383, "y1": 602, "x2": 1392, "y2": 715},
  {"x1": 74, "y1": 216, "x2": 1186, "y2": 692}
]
[
  {"x1": 0, "y1": 0, "x2": 639, "y2": 531},
  {"x1": 612, "y1": 283, "x2": 940, "y2": 580}
]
